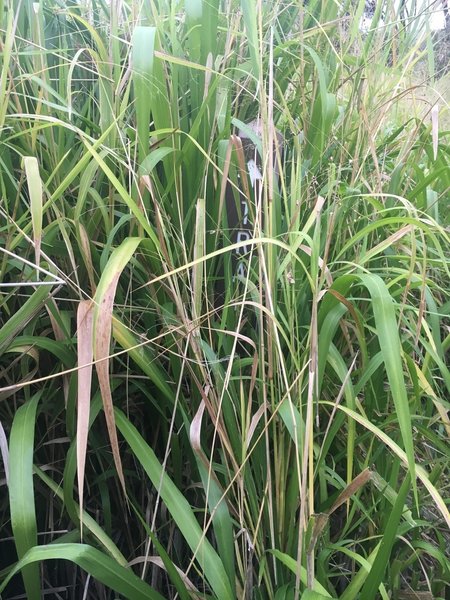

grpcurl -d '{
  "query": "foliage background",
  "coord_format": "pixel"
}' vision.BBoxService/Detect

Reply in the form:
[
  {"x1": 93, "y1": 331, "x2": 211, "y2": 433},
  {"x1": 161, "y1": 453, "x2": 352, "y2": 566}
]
[{"x1": 0, "y1": 0, "x2": 449, "y2": 599}]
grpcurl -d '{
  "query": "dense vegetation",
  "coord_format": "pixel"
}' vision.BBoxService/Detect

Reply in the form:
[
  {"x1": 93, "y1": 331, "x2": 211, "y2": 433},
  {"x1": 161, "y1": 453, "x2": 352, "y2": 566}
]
[{"x1": 0, "y1": 0, "x2": 449, "y2": 598}]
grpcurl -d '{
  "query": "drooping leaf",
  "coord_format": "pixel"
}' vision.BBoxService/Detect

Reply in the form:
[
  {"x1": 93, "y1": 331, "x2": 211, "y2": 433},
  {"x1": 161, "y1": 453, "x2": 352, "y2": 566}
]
[
  {"x1": 76, "y1": 300, "x2": 94, "y2": 535},
  {"x1": 93, "y1": 237, "x2": 142, "y2": 495},
  {"x1": 0, "y1": 543, "x2": 165, "y2": 600}
]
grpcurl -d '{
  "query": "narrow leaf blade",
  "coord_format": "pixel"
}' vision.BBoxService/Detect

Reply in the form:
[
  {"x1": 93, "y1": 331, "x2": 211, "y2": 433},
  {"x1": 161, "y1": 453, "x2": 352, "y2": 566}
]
[{"x1": 23, "y1": 157, "x2": 43, "y2": 273}]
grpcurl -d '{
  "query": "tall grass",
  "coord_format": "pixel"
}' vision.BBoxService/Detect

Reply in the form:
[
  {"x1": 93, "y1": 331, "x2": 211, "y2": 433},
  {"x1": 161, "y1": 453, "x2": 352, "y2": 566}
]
[{"x1": 0, "y1": 0, "x2": 449, "y2": 598}]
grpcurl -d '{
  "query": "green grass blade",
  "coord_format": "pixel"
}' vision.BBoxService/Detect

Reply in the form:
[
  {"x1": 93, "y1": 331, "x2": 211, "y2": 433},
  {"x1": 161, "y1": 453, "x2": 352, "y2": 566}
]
[
  {"x1": 114, "y1": 408, "x2": 234, "y2": 600},
  {"x1": 197, "y1": 458, "x2": 235, "y2": 591},
  {"x1": 269, "y1": 549, "x2": 331, "y2": 596},
  {"x1": 35, "y1": 460, "x2": 128, "y2": 567},
  {"x1": 357, "y1": 274, "x2": 417, "y2": 500},
  {"x1": 132, "y1": 26, "x2": 158, "y2": 164},
  {"x1": 128, "y1": 503, "x2": 192, "y2": 600},
  {"x1": 0, "y1": 543, "x2": 165, "y2": 600},
  {"x1": 0, "y1": 7, "x2": 14, "y2": 129},
  {"x1": 339, "y1": 543, "x2": 380, "y2": 600},
  {"x1": 0, "y1": 284, "x2": 51, "y2": 354},
  {"x1": 323, "y1": 403, "x2": 450, "y2": 529},
  {"x1": 147, "y1": 531, "x2": 192, "y2": 600},
  {"x1": 132, "y1": 26, "x2": 171, "y2": 163},
  {"x1": 240, "y1": 0, "x2": 260, "y2": 80},
  {"x1": 300, "y1": 591, "x2": 332, "y2": 600},
  {"x1": 112, "y1": 319, "x2": 173, "y2": 401},
  {"x1": 5, "y1": 336, "x2": 74, "y2": 367},
  {"x1": 81, "y1": 137, "x2": 160, "y2": 245},
  {"x1": 360, "y1": 474, "x2": 411, "y2": 600},
  {"x1": 8, "y1": 394, "x2": 41, "y2": 600},
  {"x1": 320, "y1": 273, "x2": 418, "y2": 499}
]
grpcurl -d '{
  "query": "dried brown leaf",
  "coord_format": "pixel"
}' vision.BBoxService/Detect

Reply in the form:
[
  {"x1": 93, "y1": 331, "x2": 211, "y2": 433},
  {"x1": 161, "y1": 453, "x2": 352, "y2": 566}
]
[
  {"x1": 76, "y1": 300, "x2": 94, "y2": 536},
  {"x1": 95, "y1": 273, "x2": 126, "y2": 494}
]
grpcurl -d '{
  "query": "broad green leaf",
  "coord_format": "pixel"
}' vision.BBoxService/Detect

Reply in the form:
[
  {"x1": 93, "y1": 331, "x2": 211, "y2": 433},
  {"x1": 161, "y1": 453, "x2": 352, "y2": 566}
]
[
  {"x1": 8, "y1": 394, "x2": 41, "y2": 600},
  {"x1": 338, "y1": 543, "x2": 380, "y2": 600},
  {"x1": 132, "y1": 26, "x2": 158, "y2": 164},
  {"x1": 129, "y1": 502, "x2": 192, "y2": 600},
  {"x1": 357, "y1": 274, "x2": 416, "y2": 498},
  {"x1": 132, "y1": 26, "x2": 171, "y2": 164},
  {"x1": 0, "y1": 7, "x2": 14, "y2": 128},
  {"x1": 147, "y1": 531, "x2": 192, "y2": 600},
  {"x1": 189, "y1": 396, "x2": 235, "y2": 589},
  {"x1": 5, "y1": 336, "x2": 73, "y2": 366},
  {"x1": 139, "y1": 147, "x2": 176, "y2": 176}
]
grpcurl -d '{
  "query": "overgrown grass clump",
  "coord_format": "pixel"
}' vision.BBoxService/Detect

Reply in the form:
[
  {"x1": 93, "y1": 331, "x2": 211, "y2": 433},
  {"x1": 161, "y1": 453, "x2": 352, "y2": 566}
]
[{"x1": 0, "y1": 1, "x2": 449, "y2": 598}]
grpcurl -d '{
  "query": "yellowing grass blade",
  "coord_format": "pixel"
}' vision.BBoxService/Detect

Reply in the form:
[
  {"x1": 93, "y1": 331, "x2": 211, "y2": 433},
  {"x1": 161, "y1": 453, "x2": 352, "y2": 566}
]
[
  {"x1": 192, "y1": 197, "x2": 205, "y2": 326},
  {"x1": 93, "y1": 237, "x2": 142, "y2": 496},
  {"x1": 23, "y1": 157, "x2": 43, "y2": 275},
  {"x1": 76, "y1": 300, "x2": 94, "y2": 536}
]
